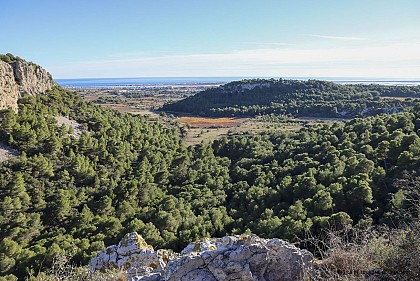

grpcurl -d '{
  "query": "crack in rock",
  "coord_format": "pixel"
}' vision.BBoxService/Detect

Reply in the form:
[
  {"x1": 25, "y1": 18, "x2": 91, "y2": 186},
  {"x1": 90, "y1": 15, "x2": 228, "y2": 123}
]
[{"x1": 90, "y1": 233, "x2": 313, "y2": 281}]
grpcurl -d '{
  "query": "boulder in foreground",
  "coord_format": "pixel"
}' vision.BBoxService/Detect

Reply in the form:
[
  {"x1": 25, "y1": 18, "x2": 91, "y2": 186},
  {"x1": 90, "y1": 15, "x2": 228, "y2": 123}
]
[{"x1": 90, "y1": 232, "x2": 313, "y2": 281}]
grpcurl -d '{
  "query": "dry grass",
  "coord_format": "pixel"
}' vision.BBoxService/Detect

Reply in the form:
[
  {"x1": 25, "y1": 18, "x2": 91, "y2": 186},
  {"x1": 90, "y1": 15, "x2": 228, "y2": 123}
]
[
  {"x1": 82, "y1": 95, "x2": 100, "y2": 102},
  {"x1": 184, "y1": 127, "x2": 231, "y2": 146},
  {"x1": 303, "y1": 224, "x2": 420, "y2": 281},
  {"x1": 28, "y1": 254, "x2": 128, "y2": 281},
  {"x1": 182, "y1": 119, "x2": 302, "y2": 146},
  {"x1": 303, "y1": 180, "x2": 420, "y2": 281},
  {"x1": 139, "y1": 99, "x2": 155, "y2": 103},
  {"x1": 178, "y1": 116, "x2": 247, "y2": 128},
  {"x1": 304, "y1": 227, "x2": 377, "y2": 280}
]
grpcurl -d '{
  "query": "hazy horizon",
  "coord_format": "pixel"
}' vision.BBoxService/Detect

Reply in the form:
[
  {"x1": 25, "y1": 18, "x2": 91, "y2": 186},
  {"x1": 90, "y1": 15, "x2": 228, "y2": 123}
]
[
  {"x1": 56, "y1": 76, "x2": 420, "y2": 81},
  {"x1": 55, "y1": 76, "x2": 420, "y2": 89},
  {"x1": 1, "y1": 0, "x2": 420, "y2": 79}
]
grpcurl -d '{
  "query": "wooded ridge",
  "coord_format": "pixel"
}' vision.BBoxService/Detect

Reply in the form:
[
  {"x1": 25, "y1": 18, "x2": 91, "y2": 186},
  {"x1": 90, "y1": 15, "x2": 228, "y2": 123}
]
[
  {"x1": 161, "y1": 78, "x2": 420, "y2": 118},
  {"x1": 0, "y1": 58, "x2": 418, "y2": 280}
]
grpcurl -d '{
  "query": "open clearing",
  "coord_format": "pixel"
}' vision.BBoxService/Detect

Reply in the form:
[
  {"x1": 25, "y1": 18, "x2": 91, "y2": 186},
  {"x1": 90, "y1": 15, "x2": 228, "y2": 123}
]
[
  {"x1": 55, "y1": 116, "x2": 84, "y2": 138},
  {"x1": 0, "y1": 141, "x2": 19, "y2": 162},
  {"x1": 73, "y1": 87, "x2": 339, "y2": 146},
  {"x1": 182, "y1": 118, "x2": 302, "y2": 146},
  {"x1": 80, "y1": 101, "x2": 305, "y2": 146},
  {"x1": 76, "y1": 99, "x2": 322, "y2": 146}
]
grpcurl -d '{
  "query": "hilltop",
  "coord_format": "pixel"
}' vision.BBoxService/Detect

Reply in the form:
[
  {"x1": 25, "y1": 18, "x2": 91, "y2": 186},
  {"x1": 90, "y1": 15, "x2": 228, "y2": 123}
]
[
  {"x1": 161, "y1": 79, "x2": 420, "y2": 118},
  {"x1": 0, "y1": 53, "x2": 56, "y2": 112}
]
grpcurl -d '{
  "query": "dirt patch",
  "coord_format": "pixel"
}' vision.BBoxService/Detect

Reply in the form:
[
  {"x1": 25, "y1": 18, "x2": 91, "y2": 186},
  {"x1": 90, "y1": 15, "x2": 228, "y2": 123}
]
[
  {"x1": 55, "y1": 116, "x2": 83, "y2": 138},
  {"x1": 178, "y1": 117, "x2": 248, "y2": 128},
  {"x1": 0, "y1": 141, "x2": 19, "y2": 162}
]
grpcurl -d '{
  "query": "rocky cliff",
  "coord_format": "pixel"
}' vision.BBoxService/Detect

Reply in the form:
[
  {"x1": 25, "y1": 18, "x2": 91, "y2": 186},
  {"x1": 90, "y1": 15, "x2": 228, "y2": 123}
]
[
  {"x1": 0, "y1": 61, "x2": 19, "y2": 111},
  {"x1": 0, "y1": 59, "x2": 56, "y2": 111},
  {"x1": 90, "y1": 232, "x2": 313, "y2": 281}
]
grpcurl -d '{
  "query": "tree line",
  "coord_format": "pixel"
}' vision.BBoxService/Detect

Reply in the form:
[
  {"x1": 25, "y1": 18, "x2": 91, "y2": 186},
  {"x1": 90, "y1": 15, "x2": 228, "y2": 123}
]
[
  {"x1": 0, "y1": 86, "x2": 419, "y2": 280},
  {"x1": 161, "y1": 79, "x2": 420, "y2": 118}
]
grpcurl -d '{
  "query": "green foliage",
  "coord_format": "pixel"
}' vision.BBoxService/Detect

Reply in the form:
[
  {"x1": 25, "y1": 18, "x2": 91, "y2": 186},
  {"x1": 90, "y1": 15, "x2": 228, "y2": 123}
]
[
  {"x1": 0, "y1": 85, "x2": 418, "y2": 279},
  {"x1": 162, "y1": 79, "x2": 420, "y2": 118},
  {"x1": 0, "y1": 53, "x2": 24, "y2": 63}
]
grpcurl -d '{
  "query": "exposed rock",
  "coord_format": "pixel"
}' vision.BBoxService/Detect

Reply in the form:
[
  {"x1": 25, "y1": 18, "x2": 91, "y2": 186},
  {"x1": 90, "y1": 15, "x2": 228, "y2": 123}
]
[
  {"x1": 54, "y1": 116, "x2": 84, "y2": 139},
  {"x1": 222, "y1": 81, "x2": 272, "y2": 93},
  {"x1": 90, "y1": 232, "x2": 175, "y2": 278},
  {"x1": 10, "y1": 60, "x2": 56, "y2": 96},
  {"x1": 0, "y1": 140, "x2": 19, "y2": 163},
  {"x1": 0, "y1": 61, "x2": 19, "y2": 111},
  {"x1": 0, "y1": 59, "x2": 56, "y2": 112},
  {"x1": 91, "y1": 233, "x2": 313, "y2": 281}
]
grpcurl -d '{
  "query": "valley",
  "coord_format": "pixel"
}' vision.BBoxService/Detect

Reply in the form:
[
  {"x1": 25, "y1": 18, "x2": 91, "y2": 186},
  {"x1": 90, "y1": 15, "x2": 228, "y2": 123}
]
[
  {"x1": 67, "y1": 83, "x2": 349, "y2": 146},
  {"x1": 66, "y1": 79, "x2": 420, "y2": 147},
  {"x1": 1, "y1": 56, "x2": 419, "y2": 281},
  {"x1": 2, "y1": 1, "x2": 420, "y2": 279}
]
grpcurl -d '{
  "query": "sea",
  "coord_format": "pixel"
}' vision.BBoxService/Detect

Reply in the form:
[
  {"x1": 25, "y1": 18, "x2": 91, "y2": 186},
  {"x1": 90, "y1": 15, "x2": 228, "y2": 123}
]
[{"x1": 56, "y1": 77, "x2": 420, "y2": 88}]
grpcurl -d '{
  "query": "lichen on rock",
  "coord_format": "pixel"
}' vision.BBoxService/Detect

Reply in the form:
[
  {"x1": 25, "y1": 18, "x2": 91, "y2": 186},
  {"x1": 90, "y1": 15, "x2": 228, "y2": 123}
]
[
  {"x1": 90, "y1": 232, "x2": 175, "y2": 278},
  {"x1": 90, "y1": 232, "x2": 313, "y2": 281}
]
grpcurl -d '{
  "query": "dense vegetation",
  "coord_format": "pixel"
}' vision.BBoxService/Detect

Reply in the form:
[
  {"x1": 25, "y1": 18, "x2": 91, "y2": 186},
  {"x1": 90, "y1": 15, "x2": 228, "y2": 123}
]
[
  {"x1": 161, "y1": 79, "x2": 420, "y2": 118},
  {"x1": 0, "y1": 86, "x2": 419, "y2": 280},
  {"x1": 0, "y1": 53, "x2": 26, "y2": 64}
]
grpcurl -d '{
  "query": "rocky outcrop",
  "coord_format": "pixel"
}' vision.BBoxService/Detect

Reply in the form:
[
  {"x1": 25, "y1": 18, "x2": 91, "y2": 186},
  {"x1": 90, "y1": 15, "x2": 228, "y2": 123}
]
[
  {"x1": 0, "y1": 59, "x2": 56, "y2": 112},
  {"x1": 90, "y1": 233, "x2": 313, "y2": 281},
  {"x1": 90, "y1": 233, "x2": 175, "y2": 278},
  {"x1": 222, "y1": 81, "x2": 272, "y2": 93},
  {"x1": 10, "y1": 60, "x2": 56, "y2": 96},
  {"x1": 54, "y1": 116, "x2": 84, "y2": 139},
  {"x1": 0, "y1": 141, "x2": 19, "y2": 162},
  {"x1": 0, "y1": 61, "x2": 19, "y2": 111}
]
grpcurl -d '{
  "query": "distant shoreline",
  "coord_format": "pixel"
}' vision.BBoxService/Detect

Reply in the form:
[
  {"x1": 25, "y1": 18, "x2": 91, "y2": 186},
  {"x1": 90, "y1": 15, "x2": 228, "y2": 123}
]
[{"x1": 56, "y1": 77, "x2": 420, "y2": 88}]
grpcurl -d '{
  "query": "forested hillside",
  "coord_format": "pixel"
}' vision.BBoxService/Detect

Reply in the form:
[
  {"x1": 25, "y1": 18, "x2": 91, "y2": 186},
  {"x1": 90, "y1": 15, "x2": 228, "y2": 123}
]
[
  {"x1": 161, "y1": 79, "x2": 420, "y2": 118},
  {"x1": 0, "y1": 86, "x2": 419, "y2": 280}
]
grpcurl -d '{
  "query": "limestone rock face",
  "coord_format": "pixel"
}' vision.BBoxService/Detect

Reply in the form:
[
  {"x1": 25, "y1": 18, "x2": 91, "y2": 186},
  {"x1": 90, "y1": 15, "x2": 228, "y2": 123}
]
[
  {"x1": 10, "y1": 60, "x2": 56, "y2": 96},
  {"x1": 163, "y1": 234, "x2": 312, "y2": 281},
  {"x1": 0, "y1": 61, "x2": 19, "y2": 111},
  {"x1": 90, "y1": 233, "x2": 313, "y2": 281},
  {"x1": 0, "y1": 60, "x2": 56, "y2": 111},
  {"x1": 90, "y1": 232, "x2": 175, "y2": 278}
]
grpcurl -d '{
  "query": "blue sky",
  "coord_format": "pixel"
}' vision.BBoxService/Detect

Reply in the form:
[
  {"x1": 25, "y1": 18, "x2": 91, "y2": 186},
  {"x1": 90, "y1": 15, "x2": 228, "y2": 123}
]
[{"x1": 1, "y1": 0, "x2": 420, "y2": 78}]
